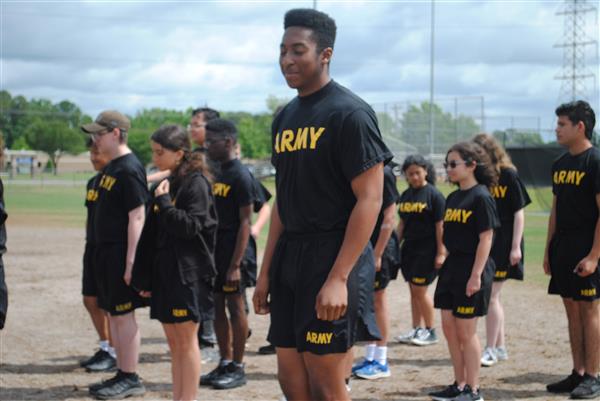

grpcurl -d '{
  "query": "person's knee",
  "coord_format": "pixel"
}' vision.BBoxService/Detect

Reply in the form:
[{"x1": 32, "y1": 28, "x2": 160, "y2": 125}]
[
  {"x1": 83, "y1": 296, "x2": 98, "y2": 312},
  {"x1": 308, "y1": 378, "x2": 342, "y2": 401},
  {"x1": 455, "y1": 323, "x2": 476, "y2": 344}
]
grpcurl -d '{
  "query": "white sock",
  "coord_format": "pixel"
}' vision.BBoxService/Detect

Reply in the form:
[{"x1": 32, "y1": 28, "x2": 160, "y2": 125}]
[
  {"x1": 108, "y1": 347, "x2": 117, "y2": 359},
  {"x1": 375, "y1": 346, "x2": 387, "y2": 365},
  {"x1": 99, "y1": 340, "x2": 109, "y2": 352},
  {"x1": 220, "y1": 359, "x2": 232, "y2": 367},
  {"x1": 365, "y1": 343, "x2": 376, "y2": 361}
]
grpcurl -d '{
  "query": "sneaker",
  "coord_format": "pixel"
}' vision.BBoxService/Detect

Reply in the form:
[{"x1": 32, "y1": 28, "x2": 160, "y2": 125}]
[
  {"x1": 200, "y1": 361, "x2": 229, "y2": 386},
  {"x1": 428, "y1": 382, "x2": 462, "y2": 401},
  {"x1": 89, "y1": 372, "x2": 123, "y2": 394},
  {"x1": 86, "y1": 353, "x2": 117, "y2": 373},
  {"x1": 495, "y1": 346, "x2": 508, "y2": 361},
  {"x1": 570, "y1": 374, "x2": 600, "y2": 399},
  {"x1": 411, "y1": 328, "x2": 439, "y2": 346},
  {"x1": 351, "y1": 358, "x2": 373, "y2": 374},
  {"x1": 92, "y1": 373, "x2": 145, "y2": 400},
  {"x1": 81, "y1": 349, "x2": 110, "y2": 368},
  {"x1": 547, "y1": 370, "x2": 584, "y2": 393},
  {"x1": 354, "y1": 361, "x2": 391, "y2": 380},
  {"x1": 480, "y1": 347, "x2": 497, "y2": 367},
  {"x1": 453, "y1": 385, "x2": 484, "y2": 401},
  {"x1": 395, "y1": 328, "x2": 419, "y2": 344},
  {"x1": 200, "y1": 347, "x2": 219, "y2": 364},
  {"x1": 212, "y1": 362, "x2": 247, "y2": 390},
  {"x1": 258, "y1": 344, "x2": 276, "y2": 355}
]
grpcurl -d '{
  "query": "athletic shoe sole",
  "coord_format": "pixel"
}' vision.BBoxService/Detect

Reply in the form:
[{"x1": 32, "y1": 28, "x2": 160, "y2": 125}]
[
  {"x1": 355, "y1": 370, "x2": 391, "y2": 380},
  {"x1": 93, "y1": 385, "x2": 145, "y2": 400},
  {"x1": 480, "y1": 359, "x2": 497, "y2": 367},
  {"x1": 411, "y1": 338, "x2": 439, "y2": 346}
]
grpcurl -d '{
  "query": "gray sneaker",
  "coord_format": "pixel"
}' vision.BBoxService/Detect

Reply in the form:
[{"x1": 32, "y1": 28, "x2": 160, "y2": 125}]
[
  {"x1": 495, "y1": 346, "x2": 508, "y2": 361},
  {"x1": 93, "y1": 373, "x2": 145, "y2": 400},
  {"x1": 395, "y1": 328, "x2": 419, "y2": 344},
  {"x1": 411, "y1": 328, "x2": 439, "y2": 346},
  {"x1": 571, "y1": 374, "x2": 600, "y2": 399},
  {"x1": 453, "y1": 385, "x2": 484, "y2": 401}
]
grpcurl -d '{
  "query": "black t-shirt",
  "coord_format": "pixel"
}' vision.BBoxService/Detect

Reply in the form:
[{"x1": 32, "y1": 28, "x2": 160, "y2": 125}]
[
  {"x1": 94, "y1": 153, "x2": 149, "y2": 244},
  {"x1": 398, "y1": 184, "x2": 445, "y2": 241},
  {"x1": 213, "y1": 158, "x2": 255, "y2": 232},
  {"x1": 371, "y1": 165, "x2": 400, "y2": 245},
  {"x1": 252, "y1": 178, "x2": 272, "y2": 213},
  {"x1": 443, "y1": 184, "x2": 500, "y2": 255},
  {"x1": 271, "y1": 80, "x2": 393, "y2": 233},
  {"x1": 490, "y1": 168, "x2": 531, "y2": 223},
  {"x1": 0, "y1": 179, "x2": 7, "y2": 254},
  {"x1": 552, "y1": 147, "x2": 600, "y2": 232},
  {"x1": 85, "y1": 173, "x2": 102, "y2": 244}
]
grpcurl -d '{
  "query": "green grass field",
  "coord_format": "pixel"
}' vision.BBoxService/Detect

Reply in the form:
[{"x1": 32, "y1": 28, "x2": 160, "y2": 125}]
[{"x1": 4, "y1": 179, "x2": 552, "y2": 287}]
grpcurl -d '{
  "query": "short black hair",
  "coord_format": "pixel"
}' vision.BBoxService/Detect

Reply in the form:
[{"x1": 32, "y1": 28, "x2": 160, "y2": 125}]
[
  {"x1": 402, "y1": 154, "x2": 437, "y2": 185},
  {"x1": 206, "y1": 118, "x2": 238, "y2": 142},
  {"x1": 192, "y1": 107, "x2": 220, "y2": 122},
  {"x1": 555, "y1": 100, "x2": 596, "y2": 139},
  {"x1": 284, "y1": 8, "x2": 337, "y2": 52}
]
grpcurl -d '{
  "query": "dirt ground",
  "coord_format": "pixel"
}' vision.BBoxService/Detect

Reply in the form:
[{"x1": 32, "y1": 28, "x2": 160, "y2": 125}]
[{"x1": 0, "y1": 223, "x2": 572, "y2": 401}]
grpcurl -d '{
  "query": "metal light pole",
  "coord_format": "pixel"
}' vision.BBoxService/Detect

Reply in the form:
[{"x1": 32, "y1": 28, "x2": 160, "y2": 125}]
[{"x1": 429, "y1": 0, "x2": 435, "y2": 156}]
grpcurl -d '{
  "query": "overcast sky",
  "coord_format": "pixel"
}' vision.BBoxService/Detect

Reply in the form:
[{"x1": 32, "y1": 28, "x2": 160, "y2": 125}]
[{"x1": 1, "y1": 0, "x2": 598, "y2": 134}]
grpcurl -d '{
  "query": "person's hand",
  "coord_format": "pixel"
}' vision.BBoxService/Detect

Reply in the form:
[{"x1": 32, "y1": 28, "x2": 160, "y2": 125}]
[
  {"x1": 124, "y1": 269, "x2": 132, "y2": 286},
  {"x1": 543, "y1": 251, "x2": 551, "y2": 276},
  {"x1": 509, "y1": 247, "x2": 522, "y2": 267},
  {"x1": 251, "y1": 225, "x2": 259, "y2": 239},
  {"x1": 226, "y1": 264, "x2": 241, "y2": 288},
  {"x1": 315, "y1": 276, "x2": 347, "y2": 321},
  {"x1": 574, "y1": 255, "x2": 599, "y2": 277},
  {"x1": 139, "y1": 291, "x2": 152, "y2": 298},
  {"x1": 374, "y1": 256, "x2": 382, "y2": 272},
  {"x1": 253, "y1": 274, "x2": 270, "y2": 315},
  {"x1": 434, "y1": 253, "x2": 446, "y2": 269},
  {"x1": 466, "y1": 275, "x2": 481, "y2": 297},
  {"x1": 155, "y1": 179, "x2": 170, "y2": 197}
]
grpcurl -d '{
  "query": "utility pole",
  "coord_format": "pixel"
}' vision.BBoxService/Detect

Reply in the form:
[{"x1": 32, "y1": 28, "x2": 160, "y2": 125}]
[
  {"x1": 429, "y1": 0, "x2": 435, "y2": 156},
  {"x1": 555, "y1": 0, "x2": 598, "y2": 104}
]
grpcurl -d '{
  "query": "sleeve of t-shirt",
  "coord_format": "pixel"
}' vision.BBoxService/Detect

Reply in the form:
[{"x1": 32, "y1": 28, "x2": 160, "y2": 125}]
[
  {"x1": 431, "y1": 188, "x2": 446, "y2": 222},
  {"x1": 592, "y1": 152, "x2": 600, "y2": 194},
  {"x1": 85, "y1": 176, "x2": 94, "y2": 208},
  {"x1": 235, "y1": 171, "x2": 255, "y2": 209},
  {"x1": 118, "y1": 170, "x2": 149, "y2": 212},
  {"x1": 506, "y1": 169, "x2": 532, "y2": 212},
  {"x1": 474, "y1": 193, "x2": 500, "y2": 234},
  {"x1": 338, "y1": 108, "x2": 393, "y2": 181},
  {"x1": 381, "y1": 169, "x2": 398, "y2": 209}
]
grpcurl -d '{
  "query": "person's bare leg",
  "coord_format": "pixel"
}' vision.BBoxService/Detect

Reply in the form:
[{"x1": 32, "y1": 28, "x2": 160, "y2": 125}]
[
  {"x1": 163, "y1": 324, "x2": 182, "y2": 400},
  {"x1": 214, "y1": 293, "x2": 232, "y2": 361},
  {"x1": 485, "y1": 282, "x2": 504, "y2": 349},
  {"x1": 455, "y1": 317, "x2": 480, "y2": 390},
  {"x1": 412, "y1": 284, "x2": 434, "y2": 328},
  {"x1": 108, "y1": 312, "x2": 140, "y2": 373},
  {"x1": 579, "y1": 299, "x2": 600, "y2": 376},
  {"x1": 276, "y1": 347, "x2": 311, "y2": 401},
  {"x1": 441, "y1": 310, "x2": 466, "y2": 387},
  {"x1": 174, "y1": 321, "x2": 201, "y2": 401},
  {"x1": 409, "y1": 284, "x2": 423, "y2": 328},
  {"x1": 83, "y1": 296, "x2": 111, "y2": 343},
  {"x1": 226, "y1": 293, "x2": 248, "y2": 364},
  {"x1": 303, "y1": 351, "x2": 351, "y2": 401},
  {"x1": 374, "y1": 289, "x2": 389, "y2": 345},
  {"x1": 564, "y1": 298, "x2": 585, "y2": 375}
]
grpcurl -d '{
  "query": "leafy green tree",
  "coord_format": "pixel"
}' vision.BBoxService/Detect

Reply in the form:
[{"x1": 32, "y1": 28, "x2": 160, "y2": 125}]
[
  {"x1": 266, "y1": 95, "x2": 290, "y2": 114},
  {"x1": 492, "y1": 129, "x2": 544, "y2": 147},
  {"x1": 24, "y1": 119, "x2": 84, "y2": 174}
]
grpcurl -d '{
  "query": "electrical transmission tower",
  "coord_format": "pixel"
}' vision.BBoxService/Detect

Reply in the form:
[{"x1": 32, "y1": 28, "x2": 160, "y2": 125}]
[{"x1": 555, "y1": 0, "x2": 598, "y2": 104}]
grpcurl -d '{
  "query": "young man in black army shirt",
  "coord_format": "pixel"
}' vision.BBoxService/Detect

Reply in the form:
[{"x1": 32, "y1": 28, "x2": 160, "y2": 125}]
[
  {"x1": 544, "y1": 100, "x2": 600, "y2": 399},
  {"x1": 81, "y1": 110, "x2": 148, "y2": 400},
  {"x1": 80, "y1": 139, "x2": 116, "y2": 373},
  {"x1": 252, "y1": 8, "x2": 392, "y2": 401},
  {"x1": 200, "y1": 118, "x2": 255, "y2": 389}
]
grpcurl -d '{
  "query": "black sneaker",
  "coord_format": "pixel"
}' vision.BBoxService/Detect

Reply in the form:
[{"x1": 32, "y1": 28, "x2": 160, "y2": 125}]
[
  {"x1": 81, "y1": 349, "x2": 110, "y2": 368},
  {"x1": 89, "y1": 371, "x2": 124, "y2": 394},
  {"x1": 93, "y1": 373, "x2": 145, "y2": 400},
  {"x1": 200, "y1": 361, "x2": 229, "y2": 386},
  {"x1": 212, "y1": 362, "x2": 247, "y2": 390},
  {"x1": 428, "y1": 381, "x2": 462, "y2": 401},
  {"x1": 453, "y1": 385, "x2": 484, "y2": 401},
  {"x1": 258, "y1": 344, "x2": 276, "y2": 355},
  {"x1": 86, "y1": 352, "x2": 117, "y2": 373},
  {"x1": 571, "y1": 374, "x2": 600, "y2": 399},
  {"x1": 547, "y1": 370, "x2": 584, "y2": 393}
]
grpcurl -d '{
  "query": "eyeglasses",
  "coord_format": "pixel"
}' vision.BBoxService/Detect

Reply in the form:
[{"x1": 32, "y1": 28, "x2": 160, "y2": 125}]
[
  {"x1": 204, "y1": 137, "x2": 226, "y2": 147},
  {"x1": 91, "y1": 129, "x2": 111, "y2": 142},
  {"x1": 443, "y1": 160, "x2": 468, "y2": 169},
  {"x1": 187, "y1": 123, "x2": 207, "y2": 131}
]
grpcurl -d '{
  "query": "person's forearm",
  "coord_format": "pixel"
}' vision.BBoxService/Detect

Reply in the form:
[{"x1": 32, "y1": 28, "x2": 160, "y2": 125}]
[
  {"x1": 511, "y1": 209, "x2": 525, "y2": 250},
  {"x1": 471, "y1": 230, "x2": 493, "y2": 278},
  {"x1": 587, "y1": 217, "x2": 600, "y2": 260},
  {"x1": 373, "y1": 204, "x2": 395, "y2": 258},
  {"x1": 126, "y1": 206, "x2": 145, "y2": 269},
  {"x1": 396, "y1": 219, "x2": 405, "y2": 243},
  {"x1": 231, "y1": 219, "x2": 251, "y2": 269},
  {"x1": 544, "y1": 199, "x2": 557, "y2": 255},
  {"x1": 252, "y1": 203, "x2": 271, "y2": 236},
  {"x1": 329, "y1": 195, "x2": 382, "y2": 282},
  {"x1": 435, "y1": 221, "x2": 444, "y2": 255},
  {"x1": 258, "y1": 202, "x2": 283, "y2": 278}
]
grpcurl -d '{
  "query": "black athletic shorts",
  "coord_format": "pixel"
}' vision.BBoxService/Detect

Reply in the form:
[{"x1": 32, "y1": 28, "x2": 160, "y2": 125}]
[
  {"x1": 434, "y1": 253, "x2": 494, "y2": 318},
  {"x1": 214, "y1": 230, "x2": 248, "y2": 295},
  {"x1": 150, "y1": 248, "x2": 214, "y2": 324},
  {"x1": 94, "y1": 242, "x2": 146, "y2": 316},
  {"x1": 241, "y1": 236, "x2": 258, "y2": 288},
  {"x1": 82, "y1": 242, "x2": 98, "y2": 297},
  {"x1": 491, "y1": 222, "x2": 524, "y2": 282},
  {"x1": 374, "y1": 243, "x2": 396, "y2": 291},
  {"x1": 401, "y1": 238, "x2": 438, "y2": 286},
  {"x1": 548, "y1": 231, "x2": 600, "y2": 301},
  {"x1": 267, "y1": 231, "x2": 380, "y2": 355}
]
